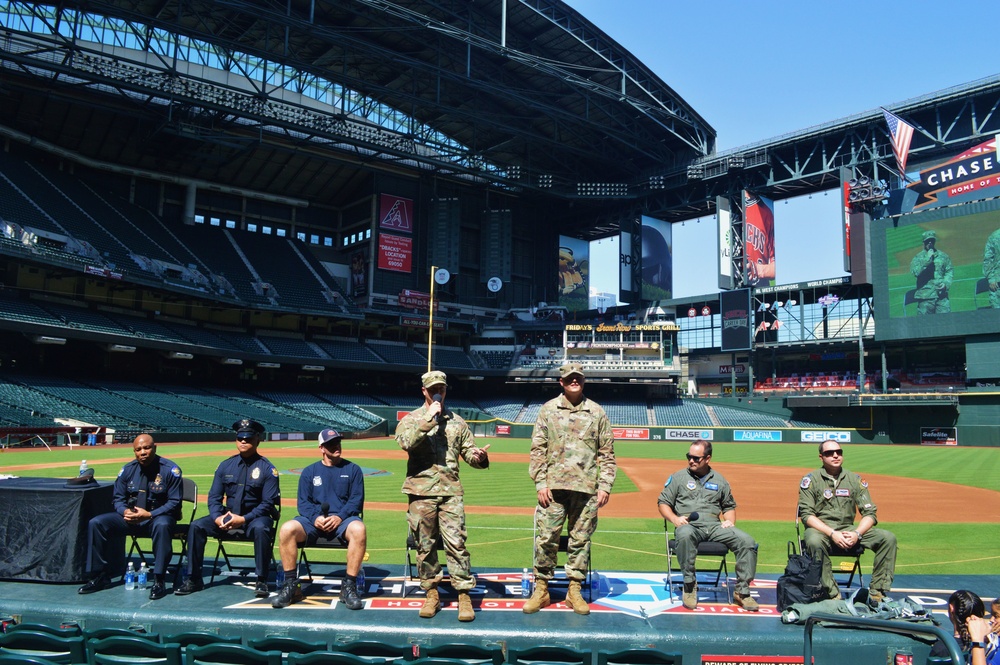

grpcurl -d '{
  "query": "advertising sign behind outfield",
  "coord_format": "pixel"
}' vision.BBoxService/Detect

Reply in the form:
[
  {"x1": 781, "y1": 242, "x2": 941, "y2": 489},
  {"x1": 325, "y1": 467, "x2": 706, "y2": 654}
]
[
  {"x1": 800, "y1": 431, "x2": 851, "y2": 443},
  {"x1": 734, "y1": 430, "x2": 782, "y2": 442},
  {"x1": 921, "y1": 427, "x2": 958, "y2": 446},
  {"x1": 662, "y1": 429, "x2": 714, "y2": 441},
  {"x1": 612, "y1": 428, "x2": 650, "y2": 440}
]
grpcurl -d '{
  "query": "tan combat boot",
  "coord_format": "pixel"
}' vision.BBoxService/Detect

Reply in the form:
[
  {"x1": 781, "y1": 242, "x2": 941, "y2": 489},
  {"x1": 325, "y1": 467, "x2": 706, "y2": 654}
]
[
  {"x1": 457, "y1": 591, "x2": 475, "y2": 622},
  {"x1": 522, "y1": 578, "x2": 550, "y2": 614},
  {"x1": 419, "y1": 586, "x2": 441, "y2": 618},
  {"x1": 566, "y1": 580, "x2": 590, "y2": 615}
]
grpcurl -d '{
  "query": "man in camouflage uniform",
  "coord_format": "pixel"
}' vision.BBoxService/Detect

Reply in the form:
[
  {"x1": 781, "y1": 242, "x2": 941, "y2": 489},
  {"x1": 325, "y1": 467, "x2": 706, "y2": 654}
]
[
  {"x1": 798, "y1": 439, "x2": 897, "y2": 602},
  {"x1": 395, "y1": 370, "x2": 490, "y2": 622},
  {"x1": 524, "y1": 362, "x2": 616, "y2": 615},
  {"x1": 982, "y1": 228, "x2": 1000, "y2": 308},
  {"x1": 658, "y1": 440, "x2": 759, "y2": 611},
  {"x1": 909, "y1": 230, "x2": 953, "y2": 314}
]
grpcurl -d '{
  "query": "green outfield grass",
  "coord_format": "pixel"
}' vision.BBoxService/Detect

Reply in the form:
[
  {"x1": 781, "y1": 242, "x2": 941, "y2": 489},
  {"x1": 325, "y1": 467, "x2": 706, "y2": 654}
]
[{"x1": 5, "y1": 438, "x2": 999, "y2": 575}]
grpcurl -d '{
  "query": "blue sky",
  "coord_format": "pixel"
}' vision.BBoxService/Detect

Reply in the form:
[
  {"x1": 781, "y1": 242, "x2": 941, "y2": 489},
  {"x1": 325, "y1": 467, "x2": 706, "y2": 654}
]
[{"x1": 565, "y1": 0, "x2": 1000, "y2": 301}]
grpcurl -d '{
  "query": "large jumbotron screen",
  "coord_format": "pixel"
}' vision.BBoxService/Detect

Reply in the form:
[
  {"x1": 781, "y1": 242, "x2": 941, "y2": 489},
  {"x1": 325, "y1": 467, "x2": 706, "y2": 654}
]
[{"x1": 872, "y1": 196, "x2": 1000, "y2": 341}]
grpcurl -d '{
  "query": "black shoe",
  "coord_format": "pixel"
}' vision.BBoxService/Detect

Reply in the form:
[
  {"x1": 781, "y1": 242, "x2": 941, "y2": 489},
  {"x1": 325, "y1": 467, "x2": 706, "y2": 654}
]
[
  {"x1": 148, "y1": 581, "x2": 168, "y2": 600},
  {"x1": 254, "y1": 580, "x2": 270, "y2": 598},
  {"x1": 78, "y1": 574, "x2": 110, "y2": 595},
  {"x1": 173, "y1": 578, "x2": 204, "y2": 596},
  {"x1": 339, "y1": 578, "x2": 363, "y2": 610},
  {"x1": 271, "y1": 582, "x2": 304, "y2": 609}
]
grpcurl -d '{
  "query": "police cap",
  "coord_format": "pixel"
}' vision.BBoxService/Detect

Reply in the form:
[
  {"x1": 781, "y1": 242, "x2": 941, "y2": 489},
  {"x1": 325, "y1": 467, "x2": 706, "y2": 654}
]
[{"x1": 233, "y1": 419, "x2": 265, "y2": 437}]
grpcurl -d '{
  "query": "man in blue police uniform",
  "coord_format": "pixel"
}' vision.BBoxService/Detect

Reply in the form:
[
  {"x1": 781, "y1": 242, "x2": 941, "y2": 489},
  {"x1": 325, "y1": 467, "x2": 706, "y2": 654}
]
[
  {"x1": 175, "y1": 419, "x2": 281, "y2": 598},
  {"x1": 78, "y1": 433, "x2": 183, "y2": 600},
  {"x1": 272, "y1": 428, "x2": 367, "y2": 610}
]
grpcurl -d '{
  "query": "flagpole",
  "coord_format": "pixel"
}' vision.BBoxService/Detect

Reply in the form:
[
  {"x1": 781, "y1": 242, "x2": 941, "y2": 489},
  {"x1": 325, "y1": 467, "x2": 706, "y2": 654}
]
[{"x1": 427, "y1": 265, "x2": 436, "y2": 373}]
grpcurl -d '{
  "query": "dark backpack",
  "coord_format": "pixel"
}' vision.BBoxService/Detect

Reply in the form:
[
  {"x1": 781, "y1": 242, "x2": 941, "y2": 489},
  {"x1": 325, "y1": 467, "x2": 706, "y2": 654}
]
[{"x1": 776, "y1": 541, "x2": 825, "y2": 611}]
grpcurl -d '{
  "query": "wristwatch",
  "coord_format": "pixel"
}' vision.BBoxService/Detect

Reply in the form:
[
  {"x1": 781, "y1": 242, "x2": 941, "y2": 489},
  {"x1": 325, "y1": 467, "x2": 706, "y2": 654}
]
[{"x1": 970, "y1": 641, "x2": 986, "y2": 649}]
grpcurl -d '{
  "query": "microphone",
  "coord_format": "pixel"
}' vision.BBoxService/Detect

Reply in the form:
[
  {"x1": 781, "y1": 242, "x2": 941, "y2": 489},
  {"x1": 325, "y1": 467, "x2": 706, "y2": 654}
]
[
  {"x1": 688, "y1": 512, "x2": 699, "y2": 522},
  {"x1": 432, "y1": 393, "x2": 445, "y2": 424},
  {"x1": 126, "y1": 494, "x2": 138, "y2": 511},
  {"x1": 320, "y1": 502, "x2": 329, "y2": 518}
]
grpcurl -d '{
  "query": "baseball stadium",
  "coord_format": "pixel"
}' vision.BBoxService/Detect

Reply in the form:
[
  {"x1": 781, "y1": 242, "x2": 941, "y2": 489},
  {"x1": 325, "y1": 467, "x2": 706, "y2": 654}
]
[{"x1": 0, "y1": 1, "x2": 998, "y2": 664}]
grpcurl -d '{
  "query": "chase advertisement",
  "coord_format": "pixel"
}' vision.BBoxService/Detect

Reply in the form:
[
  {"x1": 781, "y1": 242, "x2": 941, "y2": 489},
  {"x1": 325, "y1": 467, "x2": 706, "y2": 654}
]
[{"x1": 873, "y1": 142, "x2": 1000, "y2": 341}]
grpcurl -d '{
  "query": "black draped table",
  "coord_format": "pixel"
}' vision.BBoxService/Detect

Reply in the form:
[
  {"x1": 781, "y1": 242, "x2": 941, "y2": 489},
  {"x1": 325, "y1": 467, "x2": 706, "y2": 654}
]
[{"x1": 0, "y1": 476, "x2": 114, "y2": 582}]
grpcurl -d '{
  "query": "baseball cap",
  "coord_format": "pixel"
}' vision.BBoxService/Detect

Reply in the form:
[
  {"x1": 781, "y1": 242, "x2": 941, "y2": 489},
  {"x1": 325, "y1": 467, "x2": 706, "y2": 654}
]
[
  {"x1": 318, "y1": 428, "x2": 342, "y2": 447},
  {"x1": 232, "y1": 419, "x2": 265, "y2": 437},
  {"x1": 422, "y1": 370, "x2": 448, "y2": 388},
  {"x1": 922, "y1": 230, "x2": 937, "y2": 242},
  {"x1": 559, "y1": 362, "x2": 585, "y2": 379}
]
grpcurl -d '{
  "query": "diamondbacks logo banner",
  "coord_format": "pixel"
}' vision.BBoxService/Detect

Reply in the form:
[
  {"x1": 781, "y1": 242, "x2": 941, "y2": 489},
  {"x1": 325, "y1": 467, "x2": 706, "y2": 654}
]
[{"x1": 379, "y1": 194, "x2": 414, "y2": 233}]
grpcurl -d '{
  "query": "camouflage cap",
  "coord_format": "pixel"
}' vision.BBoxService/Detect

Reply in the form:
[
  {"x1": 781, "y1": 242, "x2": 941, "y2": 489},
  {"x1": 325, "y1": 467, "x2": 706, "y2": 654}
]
[
  {"x1": 922, "y1": 230, "x2": 937, "y2": 242},
  {"x1": 421, "y1": 370, "x2": 448, "y2": 388},
  {"x1": 559, "y1": 362, "x2": 585, "y2": 379}
]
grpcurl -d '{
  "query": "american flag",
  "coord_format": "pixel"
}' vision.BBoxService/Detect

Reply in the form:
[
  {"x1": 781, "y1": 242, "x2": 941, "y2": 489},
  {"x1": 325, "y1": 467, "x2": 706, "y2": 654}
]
[{"x1": 882, "y1": 108, "x2": 915, "y2": 175}]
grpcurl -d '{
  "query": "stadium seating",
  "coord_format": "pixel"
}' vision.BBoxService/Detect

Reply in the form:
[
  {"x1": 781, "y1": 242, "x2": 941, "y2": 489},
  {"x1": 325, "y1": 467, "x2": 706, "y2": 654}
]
[
  {"x1": 651, "y1": 399, "x2": 712, "y2": 428},
  {"x1": 312, "y1": 339, "x2": 382, "y2": 363},
  {"x1": 367, "y1": 341, "x2": 425, "y2": 366}
]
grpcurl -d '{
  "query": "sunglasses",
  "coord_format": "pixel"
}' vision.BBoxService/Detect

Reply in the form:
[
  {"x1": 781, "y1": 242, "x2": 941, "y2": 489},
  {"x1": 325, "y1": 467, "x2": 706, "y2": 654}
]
[
  {"x1": 236, "y1": 435, "x2": 255, "y2": 442},
  {"x1": 821, "y1": 449, "x2": 844, "y2": 458},
  {"x1": 563, "y1": 376, "x2": 584, "y2": 384},
  {"x1": 686, "y1": 454, "x2": 705, "y2": 462}
]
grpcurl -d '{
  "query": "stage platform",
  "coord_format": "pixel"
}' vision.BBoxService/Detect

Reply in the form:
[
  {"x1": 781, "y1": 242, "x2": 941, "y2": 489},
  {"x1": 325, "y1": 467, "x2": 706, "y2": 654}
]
[{"x1": 0, "y1": 563, "x2": 995, "y2": 665}]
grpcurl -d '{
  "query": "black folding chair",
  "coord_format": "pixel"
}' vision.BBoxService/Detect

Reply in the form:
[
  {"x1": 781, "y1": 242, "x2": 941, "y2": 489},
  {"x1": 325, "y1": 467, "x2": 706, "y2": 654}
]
[
  {"x1": 663, "y1": 520, "x2": 732, "y2": 604},
  {"x1": 795, "y1": 507, "x2": 864, "y2": 591},
  {"x1": 128, "y1": 478, "x2": 198, "y2": 583}
]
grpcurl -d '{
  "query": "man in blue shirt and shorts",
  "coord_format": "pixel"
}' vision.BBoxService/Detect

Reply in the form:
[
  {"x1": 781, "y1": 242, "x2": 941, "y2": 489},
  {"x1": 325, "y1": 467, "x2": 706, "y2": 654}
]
[{"x1": 272, "y1": 428, "x2": 367, "y2": 609}]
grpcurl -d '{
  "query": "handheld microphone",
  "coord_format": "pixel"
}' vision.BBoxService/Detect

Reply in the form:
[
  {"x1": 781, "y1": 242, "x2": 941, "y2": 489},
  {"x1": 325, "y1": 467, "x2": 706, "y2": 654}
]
[
  {"x1": 320, "y1": 502, "x2": 329, "y2": 518},
  {"x1": 431, "y1": 393, "x2": 445, "y2": 425},
  {"x1": 688, "y1": 512, "x2": 699, "y2": 522},
  {"x1": 126, "y1": 495, "x2": 137, "y2": 511}
]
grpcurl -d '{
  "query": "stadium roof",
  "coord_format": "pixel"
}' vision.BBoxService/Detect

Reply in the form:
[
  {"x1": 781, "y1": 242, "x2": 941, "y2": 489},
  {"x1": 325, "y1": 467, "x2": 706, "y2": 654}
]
[{"x1": 0, "y1": 0, "x2": 715, "y2": 206}]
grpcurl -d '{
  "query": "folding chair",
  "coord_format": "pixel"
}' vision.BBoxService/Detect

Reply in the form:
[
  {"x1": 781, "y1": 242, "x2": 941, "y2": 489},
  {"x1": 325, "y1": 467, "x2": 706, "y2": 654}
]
[
  {"x1": 211, "y1": 505, "x2": 280, "y2": 581},
  {"x1": 128, "y1": 478, "x2": 198, "y2": 583},
  {"x1": 795, "y1": 507, "x2": 863, "y2": 591},
  {"x1": 297, "y1": 512, "x2": 362, "y2": 583},
  {"x1": 663, "y1": 520, "x2": 732, "y2": 604},
  {"x1": 531, "y1": 506, "x2": 593, "y2": 601}
]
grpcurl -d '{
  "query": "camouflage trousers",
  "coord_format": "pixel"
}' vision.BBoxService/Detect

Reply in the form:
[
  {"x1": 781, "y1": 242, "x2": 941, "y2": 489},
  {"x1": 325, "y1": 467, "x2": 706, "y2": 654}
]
[
  {"x1": 532, "y1": 489, "x2": 597, "y2": 582},
  {"x1": 407, "y1": 495, "x2": 476, "y2": 591}
]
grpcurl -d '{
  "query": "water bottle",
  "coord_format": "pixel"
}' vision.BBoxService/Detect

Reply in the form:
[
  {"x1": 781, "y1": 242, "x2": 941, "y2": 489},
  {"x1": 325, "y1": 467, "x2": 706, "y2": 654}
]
[
  {"x1": 521, "y1": 568, "x2": 531, "y2": 598},
  {"x1": 275, "y1": 568, "x2": 285, "y2": 586},
  {"x1": 357, "y1": 567, "x2": 365, "y2": 597},
  {"x1": 137, "y1": 563, "x2": 147, "y2": 590},
  {"x1": 124, "y1": 562, "x2": 135, "y2": 591},
  {"x1": 79, "y1": 460, "x2": 88, "y2": 476}
]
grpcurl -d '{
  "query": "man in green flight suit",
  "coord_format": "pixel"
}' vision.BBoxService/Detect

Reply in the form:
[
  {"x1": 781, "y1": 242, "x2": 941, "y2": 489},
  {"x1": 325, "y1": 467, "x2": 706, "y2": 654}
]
[
  {"x1": 658, "y1": 439, "x2": 759, "y2": 611},
  {"x1": 909, "y1": 230, "x2": 953, "y2": 314},
  {"x1": 798, "y1": 439, "x2": 897, "y2": 602},
  {"x1": 395, "y1": 370, "x2": 490, "y2": 622}
]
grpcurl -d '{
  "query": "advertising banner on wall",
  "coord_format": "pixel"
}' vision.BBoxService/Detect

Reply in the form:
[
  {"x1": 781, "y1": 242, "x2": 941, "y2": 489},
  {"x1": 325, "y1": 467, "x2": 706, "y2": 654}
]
[
  {"x1": 641, "y1": 216, "x2": 673, "y2": 300},
  {"x1": 890, "y1": 138, "x2": 1000, "y2": 214},
  {"x1": 378, "y1": 194, "x2": 414, "y2": 233},
  {"x1": 717, "y1": 196, "x2": 733, "y2": 290},
  {"x1": 720, "y1": 288, "x2": 752, "y2": 352},
  {"x1": 350, "y1": 249, "x2": 368, "y2": 297},
  {"x1": 920, "y1": 427, "x2": 958, "y2": 446},
  {"x1": 558, "y1": 236, "x2": 590, "y2": 311},
  {"x1": 377, "y1": 233, "x2": 412, "y2": 273},
  {"x1": 743, "y1": 191, "x2": 776, "y2": 288}
]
